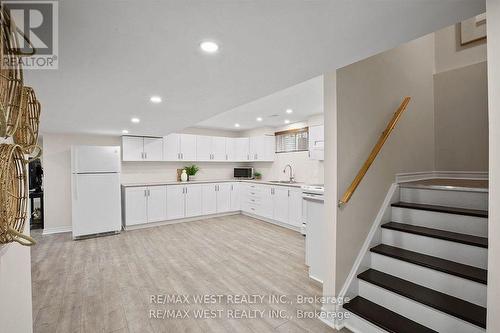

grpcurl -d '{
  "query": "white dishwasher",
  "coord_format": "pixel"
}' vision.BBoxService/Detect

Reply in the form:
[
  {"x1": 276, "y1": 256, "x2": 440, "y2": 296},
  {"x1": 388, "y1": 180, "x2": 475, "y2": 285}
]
[{"x1": 302, "y1": 185, "x2": 325, "y2": 284}]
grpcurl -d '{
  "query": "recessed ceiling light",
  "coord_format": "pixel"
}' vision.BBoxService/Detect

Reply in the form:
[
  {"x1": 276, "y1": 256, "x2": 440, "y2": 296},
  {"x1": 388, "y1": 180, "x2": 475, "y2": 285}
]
[
  {"x1": 286, "y1": 109, "x2": 293, "y2": 114},
  {"x1": 122, "y1": 129, "x2": 129, "y2": 134},
  {"x1": 234, "y1": 123, "x2": 240, "y2": 128},
  {"x1": 200, "y1": 41, "x2": 219, "y2": 53},
  {"x1": 284, "y1": 119, "x2": 290, "y2": 124},
  {"x1": 256, "y1": 117, "x2": 263, "y2": 122},
  {"x1": 150, "y1": 96, "x2": 162, "y2": 103},
  {"x1": 131, "y1": 117, "x2": 140, "y2": 123}
]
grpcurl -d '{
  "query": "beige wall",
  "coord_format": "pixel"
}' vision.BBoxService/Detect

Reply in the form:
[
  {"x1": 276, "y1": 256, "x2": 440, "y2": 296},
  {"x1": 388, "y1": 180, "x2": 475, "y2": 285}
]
[
  {"x1": 0, "y1": 138, "x2": 33, "y2": 333},
  {"x1": 434, "y1": 61, "x2": 488, "y2": 171},
  {"x1": 487, "y1": 1, "x2": 500, "y2": 332},
  {"x1": 435, "y1": 24, "x2": 487, "y2": 73},
  {"x1": 334, "y1": 34, "x2": 436, "y2": 290}
]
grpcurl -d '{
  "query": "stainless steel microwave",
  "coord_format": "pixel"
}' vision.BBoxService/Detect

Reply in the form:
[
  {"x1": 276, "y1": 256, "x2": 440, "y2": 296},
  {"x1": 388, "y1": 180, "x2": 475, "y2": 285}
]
[{"x1": 234, "y1": 167, "x2": 254, "y2": 178}]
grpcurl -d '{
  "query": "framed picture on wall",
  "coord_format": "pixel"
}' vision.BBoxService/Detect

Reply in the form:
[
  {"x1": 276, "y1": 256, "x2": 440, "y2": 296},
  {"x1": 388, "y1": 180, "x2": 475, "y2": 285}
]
[{"x1": 460, "y1": 13, "x2": 487, "y2": 45}]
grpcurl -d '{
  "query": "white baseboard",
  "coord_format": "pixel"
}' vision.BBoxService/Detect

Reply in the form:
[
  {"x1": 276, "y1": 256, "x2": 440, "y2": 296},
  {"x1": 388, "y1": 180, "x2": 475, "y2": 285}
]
[
  {"x1": 241, "y1": 212, "x2": 301, "y2": 233},
  {"x1": 42, "y1": 226, "x2": 72, "y2": 235},
  {"x1": 124, "y1": 211, "x2": 240, "y2": 231},
  {"x1": 396, "y1": 170, "x2": 488, "y2": 183}
]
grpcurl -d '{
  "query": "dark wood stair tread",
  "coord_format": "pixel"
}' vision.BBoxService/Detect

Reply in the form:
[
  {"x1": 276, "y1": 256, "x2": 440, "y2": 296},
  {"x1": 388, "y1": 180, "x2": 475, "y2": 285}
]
[
  {"x1": 344, "y1": 296, "x2": 437, "y2": 333},
  {"x1": 381, "y1": 222, "x2": 488, "y2": 248},
  {"x1": 358, "y1": 269, "x2": 486, "y2": 328},
  {"x1": 391, "y1": 202, "x2": 488, "y2": 218},
  {"x1": 371, "y1": 244, "x2": 487, "y2": 284}
]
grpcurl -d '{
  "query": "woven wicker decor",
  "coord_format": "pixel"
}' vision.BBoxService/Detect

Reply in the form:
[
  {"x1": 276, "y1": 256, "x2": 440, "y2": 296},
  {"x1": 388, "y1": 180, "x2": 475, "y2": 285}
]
[
  {"x1": 0, "y1": 8, "x2": 24, "y2": 138},
  {"x1": 13, "y1": 86, "x2": 41, "y2": 158},
  {"x1": 0, "y1": 143, "x2": 35, "y2": 246}
]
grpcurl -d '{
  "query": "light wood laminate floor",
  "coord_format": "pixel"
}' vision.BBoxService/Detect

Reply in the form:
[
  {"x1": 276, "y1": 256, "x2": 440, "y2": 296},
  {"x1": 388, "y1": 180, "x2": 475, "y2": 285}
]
[{"x1": 31, "y1": 215, "x2": 347, "y2": 333}]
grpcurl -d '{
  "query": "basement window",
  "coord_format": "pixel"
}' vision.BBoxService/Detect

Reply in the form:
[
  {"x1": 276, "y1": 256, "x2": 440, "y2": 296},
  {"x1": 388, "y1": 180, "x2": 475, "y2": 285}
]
[{"x1": 275, "y1": 127, "x2": 309, "y2": 153}]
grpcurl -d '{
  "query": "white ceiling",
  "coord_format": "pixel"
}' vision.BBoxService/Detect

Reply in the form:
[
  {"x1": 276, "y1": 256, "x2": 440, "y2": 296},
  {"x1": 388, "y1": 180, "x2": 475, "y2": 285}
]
[
  {"x1": 196, "y1": 75, "x2": 323, "y2": 131},
  {"x1": 25, "y1": 0, "x2": 484, "y2": 137}
]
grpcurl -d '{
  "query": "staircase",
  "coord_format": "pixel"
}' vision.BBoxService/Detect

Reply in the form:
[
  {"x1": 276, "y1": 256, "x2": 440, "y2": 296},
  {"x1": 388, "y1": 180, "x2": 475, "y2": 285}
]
[{"x1": 342, "y1": 179, "x2": 488, "y2": 333}]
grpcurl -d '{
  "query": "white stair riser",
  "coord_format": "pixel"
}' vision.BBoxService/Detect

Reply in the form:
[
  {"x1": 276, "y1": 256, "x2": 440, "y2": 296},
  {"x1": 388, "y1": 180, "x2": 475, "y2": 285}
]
[
  {"x1": 381, "y1": 229, "x2": 488, "y2": 269},
  {"x1": 342, "y1": 312, "x2": 388, "y2": 333},
  {"x1": 358, "y1": 281, "x2": 486, "y2": 333},
  {"x1": 392, "y1": 207, "x2": 488, "y2": 237},
  {"x1": 400, "y1": 188, "x2": 488, "y2": 210},
  {"x1": 371, "y1": 253, "x2": 487, "y2": 307}
]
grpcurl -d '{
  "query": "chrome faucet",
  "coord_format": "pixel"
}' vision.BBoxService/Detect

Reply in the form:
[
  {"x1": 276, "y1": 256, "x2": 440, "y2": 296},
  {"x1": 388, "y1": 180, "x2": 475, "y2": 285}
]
[{"x1": 283, "y1": 164, "x2": 295, "y2": 183}]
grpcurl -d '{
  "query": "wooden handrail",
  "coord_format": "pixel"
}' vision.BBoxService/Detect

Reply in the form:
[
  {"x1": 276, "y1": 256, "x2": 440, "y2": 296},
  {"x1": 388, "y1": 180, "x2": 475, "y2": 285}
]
[{"x1": 338, "y1": 97, "x2": 411, "y2": 207}]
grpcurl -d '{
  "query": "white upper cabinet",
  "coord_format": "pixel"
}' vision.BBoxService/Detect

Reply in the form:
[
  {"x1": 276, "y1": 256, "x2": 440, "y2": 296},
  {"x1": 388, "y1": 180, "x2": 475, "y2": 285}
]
[
  {"x1": 212, "y1": 137, "x2": 227, "y2": 161},
  {"x1": 231, "y1": 137, "x2": 250, "y2": 161},
  {"x1": 179, "y1": 134, "x2": 197, "y2": 161},
  {"x1": 163, "y1": 133, "x2": 181, "y2": 161},
  {"x1": 163, "y1": 133, "x2": 197, "y2": 161},
  {"x1": 143, "y1": 138, "x2": 163, "y2": 161},
  {"x1": 125, "y1": 134, "x2": 273, "y2": 162},
  {"x1": 309, "y1": 125, "x2": 324, "y2": 160},
  {"x1": 249, "y1": 136, "x2": 275, "y2": 161},
  {"x1": 122, "y1": 136, "x2": 163, "y2": 161}
]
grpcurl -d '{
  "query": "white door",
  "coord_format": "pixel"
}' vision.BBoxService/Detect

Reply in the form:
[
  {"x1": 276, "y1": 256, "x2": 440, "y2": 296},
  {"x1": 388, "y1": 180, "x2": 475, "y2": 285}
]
[
  {"x1": 202, "y1": 184, "x2": 217, "y2": 215},
  {"x1": 273, "y1": 187, "x2": 289, "y2": 224},
  {"x1": 217, "y1": 183, "x2": 231, "y2": 213},
  {"x1": 147, "y1": 186, "x2": 167, "y2": 222},
  {"x1": 122, "y1": 136, "x2": 144, "y2": 161},
  {"x1": 185, "y1": 184, "x2": 202, "y2": 217},
  {"x1": 212, "y1": 137, "x2": 227, "y2": 161},
  {"x1": 163, "y1": 133, "x2": 180, "y2": 161},
  {"x1": 230, "y1": 183, "x2": 240, "y2": 211},
  {"x1": 196, "y1": 136, "x2": 212, "y2": 161},
  {"x1": 167, "y1": 185, "x2": 185, "y2": 220},
  {"x1": 288, "y1": 188, "x2": 303, "y2": 227},
  {"x1": 260, "y1": 185, "x2": 274, "y2": 219},
  {"x1": 234, "y1": 138, "x2": 249, "y2": 161},
  {"x1": 180, "y1": 134, "x2": 197, "y2": 161},
  {"x1": 124, "y1": 186, "x2": 148, "y2": 226},
  {"x1": 72, "y1": 145, "x2": 121, "y2": 173},
  {"x1": 143, "y1": 138, "x2": 163, "y2": 161},
  {"x1": 72, "y1": 173, "x2": 121, "y2": 237}
]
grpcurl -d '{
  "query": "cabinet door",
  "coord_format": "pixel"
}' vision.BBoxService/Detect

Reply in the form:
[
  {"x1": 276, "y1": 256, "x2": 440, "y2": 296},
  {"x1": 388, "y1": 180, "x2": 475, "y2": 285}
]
[
  {"x1": 125, "y1": 187, "x2": 148, "y2": 225},
  {"x1": 226, "y1": 138, "x2": 235, "y2": 161},
  {"x1": 259, "y1": 185, "x2": 274, "y2": 219},
  {"x1": 196, "y1": 136, "x2": 212, "y2": 161},
  {"x1": 185, "y1": 184, "x2": 202, "y2": 217},
  {"x1": 249, "y1": 136, "x2": 262, "y2": 161},
  {"x1": 273, "y1": 187, "x2": 289, "y2": 224},
  {"x1": 166, "y1": 185, "x2": 185, "y2": 220},
  {"x1": 147, "y1": 186, "x2": 167, "y2": 222},
  {"x1": 122, "y1": 136, "x2": 144, "y2": 161},
  {"x1": 262, "y1": 135, "x2": 276, "y2": 161},
  {"x1": 309, "y1": 125, "x2": 324, "y2": 160},
  {"x1": 233, "y1": 137, "x2": 249, "y2": 161},
  {"x1": 212, "y1": 137, "x2": 227, "y2": 161},
  {"x1": 180, "y1": 134, "x2": 197, "y2": 161},
  {"x1": 143, "y1": 138, "x2": 163, "y2": 161},
  {"x1": 201, "y1": 184, "x2": 217, "y2": 215},
  {"x1": 288, "y1": 188, "x2": 303, "y2": 228},
  {"x1": 163, "y1": 133, "x2": 180, "y2": 161},
  {"x1": 216, "y1": 183, "x2": 232, "y2": 213},
  {"x1": 230, "y1": 183, "x2": 240, "y2": 211}
]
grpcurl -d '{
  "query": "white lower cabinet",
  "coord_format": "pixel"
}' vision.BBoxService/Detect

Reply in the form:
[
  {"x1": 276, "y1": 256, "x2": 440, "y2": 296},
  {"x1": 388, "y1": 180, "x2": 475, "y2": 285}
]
[
  {"x1": 185, "y1": 184, "x2": 202, "y2": 217},
  {"x1": 124, "y1": 186, "x2": 166, "y2": 226},
  {"x1": 124, "y1": 182, "x2": 301, "y2": 231}
]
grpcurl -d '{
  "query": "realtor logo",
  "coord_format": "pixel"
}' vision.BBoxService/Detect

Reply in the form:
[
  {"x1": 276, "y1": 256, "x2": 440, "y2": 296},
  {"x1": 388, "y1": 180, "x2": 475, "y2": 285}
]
[{"x1": 2, "y1": 0, "x2": 58, "y2": 69}]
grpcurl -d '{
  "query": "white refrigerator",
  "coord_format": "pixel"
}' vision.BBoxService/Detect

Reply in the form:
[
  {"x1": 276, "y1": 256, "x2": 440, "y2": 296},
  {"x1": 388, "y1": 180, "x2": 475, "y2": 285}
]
[{"x1": 71, "y1": 145, "x2": 121, "y2": 239}]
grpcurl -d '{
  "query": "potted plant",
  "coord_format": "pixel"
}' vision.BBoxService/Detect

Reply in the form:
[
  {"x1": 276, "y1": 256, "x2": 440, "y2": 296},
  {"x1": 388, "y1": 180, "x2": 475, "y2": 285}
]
[
  {"x1": 184, "y1": 164, "x2": 200, "y2": 181},
  {"x1": 254, "y1": 171, "x2": 262, "y2": 180}
]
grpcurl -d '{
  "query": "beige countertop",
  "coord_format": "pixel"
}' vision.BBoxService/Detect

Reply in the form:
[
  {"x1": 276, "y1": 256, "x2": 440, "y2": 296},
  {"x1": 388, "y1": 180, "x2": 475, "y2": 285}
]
[{"x1": 121, "y1": 179, "x2": 305, "y2": 188}]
